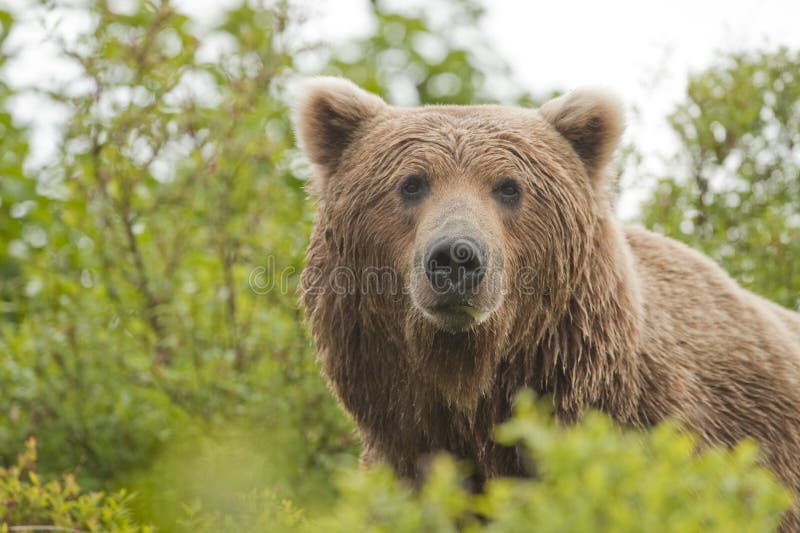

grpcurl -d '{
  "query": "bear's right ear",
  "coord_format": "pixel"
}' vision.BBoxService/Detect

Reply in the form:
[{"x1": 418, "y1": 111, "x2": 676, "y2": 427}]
[
  {"x1": 293, "y1": 77, "x2": 386, "y2": 197},
  {"x1": 538, "y1": 88, "x2": 625, "y2": 186}
]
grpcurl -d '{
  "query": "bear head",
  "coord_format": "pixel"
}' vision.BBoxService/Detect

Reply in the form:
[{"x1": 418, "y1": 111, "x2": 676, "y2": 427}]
[{"x1": 294, "y1": 77, "x2": 633, "y2": 411}]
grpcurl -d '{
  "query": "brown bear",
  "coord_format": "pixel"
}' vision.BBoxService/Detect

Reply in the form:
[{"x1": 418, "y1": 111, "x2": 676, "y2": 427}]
[{"x1": 293, "y1": 77, "x2": 800, "y2": 527}]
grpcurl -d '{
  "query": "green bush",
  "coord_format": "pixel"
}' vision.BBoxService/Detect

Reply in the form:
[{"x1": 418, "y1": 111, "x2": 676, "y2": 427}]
[
  {"x1": 171, "y1": 393, "x2": 791, "y2": 532},
  {"x1": 178, "y1": 488, "x2": 305, "y2": 533},
  {"x1": 0, "y1": 438, "x2": 150, "y2": 532},
  {"x1": 639, "y1": 48, "x2": 800, "y2": 311},
  {"x1": 3, "y1": 396, "x2": 790, "y2": 532},
  {"x1": 305, "y1": 393, "x2": 791, "y2": 533}
]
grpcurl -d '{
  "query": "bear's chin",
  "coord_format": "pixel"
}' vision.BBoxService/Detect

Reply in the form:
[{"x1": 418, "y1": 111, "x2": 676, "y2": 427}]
[
  {"x1": 404, "y1": 310, "x2": 511, "y2": 411},
  {"x1": 420, "y1": 305, "x2": 491, "y2": 333}
]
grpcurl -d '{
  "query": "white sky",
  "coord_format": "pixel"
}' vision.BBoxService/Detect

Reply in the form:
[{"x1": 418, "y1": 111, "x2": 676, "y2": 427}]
[{"x1": 3, "y1": 0, "x2": 800, "y2": 218}]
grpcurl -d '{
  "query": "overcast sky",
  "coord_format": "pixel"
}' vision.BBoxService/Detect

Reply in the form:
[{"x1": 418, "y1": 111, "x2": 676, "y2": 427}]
[{"x1": 3, "y1": 0, "x2": 800, "y2": 218}]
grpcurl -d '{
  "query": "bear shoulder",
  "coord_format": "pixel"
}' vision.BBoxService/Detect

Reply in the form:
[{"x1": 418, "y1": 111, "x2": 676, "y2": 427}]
[{"x1": 622, "y1": 223, "x2": 800, "y2": 357}]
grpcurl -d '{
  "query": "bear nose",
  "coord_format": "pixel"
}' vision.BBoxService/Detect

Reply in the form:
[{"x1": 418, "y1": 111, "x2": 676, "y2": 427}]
[{"x1": 424, "y1": 236, "x2": 486, "y2": 293}]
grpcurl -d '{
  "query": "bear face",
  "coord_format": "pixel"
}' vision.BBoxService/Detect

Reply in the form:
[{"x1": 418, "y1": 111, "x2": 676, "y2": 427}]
[{"x1": 295, "y1": 78, "x2": 630, "y2": 408}]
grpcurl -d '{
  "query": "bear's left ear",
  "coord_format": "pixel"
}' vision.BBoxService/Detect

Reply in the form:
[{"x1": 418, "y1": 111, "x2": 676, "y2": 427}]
[
  {"x1": 538, "y1": 88, "x2": 625, "y2": 184},
  {"x1": 293, "y1": 77, "x2": 387, "y2": 197}
]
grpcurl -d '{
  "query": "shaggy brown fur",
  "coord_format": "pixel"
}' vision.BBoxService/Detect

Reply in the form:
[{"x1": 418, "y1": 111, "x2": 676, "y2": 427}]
[{"x1": 294, "y1": 77, "x2": 800, "y2": 528}]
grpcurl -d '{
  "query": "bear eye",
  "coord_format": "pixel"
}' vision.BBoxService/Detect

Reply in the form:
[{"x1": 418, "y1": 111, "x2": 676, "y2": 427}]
[
  {"x1": 492, "y1": 177, "x2": 521, "y2": 206},
  {"x1": 400, "y1": 173, "x2": 429, "y2": 201}
]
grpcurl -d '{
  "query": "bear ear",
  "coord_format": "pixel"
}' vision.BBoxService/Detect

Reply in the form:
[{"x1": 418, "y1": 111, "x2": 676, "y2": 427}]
[
  {"x1": 293, "y1": 77, "x2": 387, "y2": 196},
  {"x1": 538, "y1": 88, "x2": 625, "y2": 184}
]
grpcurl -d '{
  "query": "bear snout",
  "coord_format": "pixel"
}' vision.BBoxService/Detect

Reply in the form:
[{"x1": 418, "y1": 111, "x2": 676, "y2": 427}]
[{"x1": 410, "y1": 231, "x2": 504, "y2": 332}]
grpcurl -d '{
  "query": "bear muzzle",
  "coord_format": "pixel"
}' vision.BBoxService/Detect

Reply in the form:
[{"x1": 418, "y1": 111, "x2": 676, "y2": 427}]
[{"x1": 412, "y1": 233, "x2": 503, "y2": 332}]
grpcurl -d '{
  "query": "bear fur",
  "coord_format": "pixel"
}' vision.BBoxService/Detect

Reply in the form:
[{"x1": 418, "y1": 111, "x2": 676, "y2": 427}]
[{"x1": 294, "y1": 77, "x2": 800, "y2": 527}]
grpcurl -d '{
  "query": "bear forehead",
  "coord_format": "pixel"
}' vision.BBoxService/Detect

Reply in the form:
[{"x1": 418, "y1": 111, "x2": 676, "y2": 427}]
[
  {"x1": 375, "y1": 104, "x2": 543, "y2": 136},
  {"x1": 352, "y1": 105, "x2": 567, "y2": 173}
]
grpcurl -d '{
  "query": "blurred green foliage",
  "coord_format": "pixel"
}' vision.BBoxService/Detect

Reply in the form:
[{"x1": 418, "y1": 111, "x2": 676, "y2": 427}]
[
  {"x1": 0, "y1": 8, "x2": 42, "y2": 325},
  {"x1": 304, "y1": 393, "x2": 790, "y2": 533},
  {"x1": 0, "y1": 0, "x2": 797, "y2": 530},
  {"x1": 640, "y1": 48, "x2": 800, "y2": 310},
  {"x1": 484, "y1": 393, "x2": 791, "y2": 532},
  {"x1": 27, "y1": 393, "x2": 775, "y2": 533},
  {"x1": 0, "y1": 437, "x2": 150, "y2": 531},
  {"x1": 324, "y1": 0, "x2": 540, "y2": 106},
  {"x1": 1, "y1": 0, "x2": 350, "y2": 526}
]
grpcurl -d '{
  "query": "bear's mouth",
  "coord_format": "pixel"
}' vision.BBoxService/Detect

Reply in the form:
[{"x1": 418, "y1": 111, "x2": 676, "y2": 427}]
[{"x1": 422, "y1": 304, "x2": 489, "y2": 332}]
